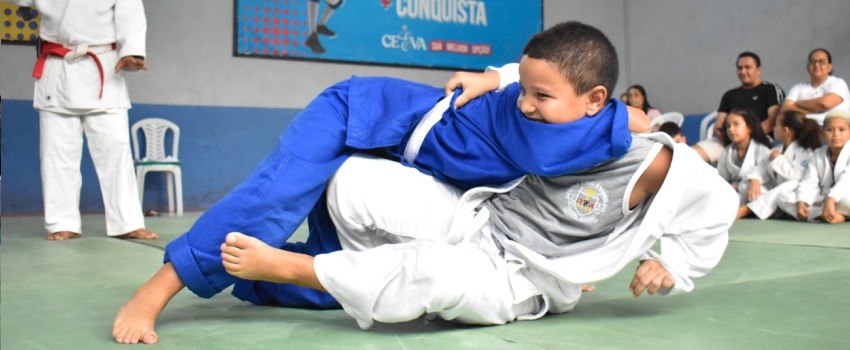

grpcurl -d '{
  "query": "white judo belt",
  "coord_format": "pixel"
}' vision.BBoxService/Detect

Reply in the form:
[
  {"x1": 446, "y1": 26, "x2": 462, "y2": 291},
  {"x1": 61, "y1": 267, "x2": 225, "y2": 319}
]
[{"x1": 403, "y1": 91, "x2": 455, "y2": 163}]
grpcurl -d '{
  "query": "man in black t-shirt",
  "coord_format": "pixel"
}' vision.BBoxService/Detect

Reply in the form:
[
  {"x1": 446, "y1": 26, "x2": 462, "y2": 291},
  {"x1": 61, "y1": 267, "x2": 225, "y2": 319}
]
[{"x1": 693, "y1": 52, "x2": 784, "y2": 163}]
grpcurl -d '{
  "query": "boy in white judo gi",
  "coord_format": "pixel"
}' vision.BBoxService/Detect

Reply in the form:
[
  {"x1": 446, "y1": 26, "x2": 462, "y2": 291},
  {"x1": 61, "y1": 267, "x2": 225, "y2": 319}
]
[
  {"x1": 218, "y1": 130, "x2": 737, "y2": 330},
  {"x1": 10, "y1": 0, "x2": 157, "y2": 240},
  {"x1": 112, "y1": 21, "x2": 651, "y2": 344},
  {"x1": 778, "y1": 110, "x2": 850, "y2": 223}
]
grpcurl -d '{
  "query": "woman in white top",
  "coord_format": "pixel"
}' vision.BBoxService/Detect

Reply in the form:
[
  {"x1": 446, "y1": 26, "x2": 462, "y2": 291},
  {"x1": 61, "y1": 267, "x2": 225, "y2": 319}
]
[
  {"x1": 745, "y1": 110, "x2": 821, "y2": 219},
  {"x1": 782, "y1": 48, "x2": 850, "y2": 126},
  {"x1": 778, "y1": 110, "x2": 850, "y2": 224},
  {"x1": 716, "y1": 109, "x2": 774, "y2": 219}
]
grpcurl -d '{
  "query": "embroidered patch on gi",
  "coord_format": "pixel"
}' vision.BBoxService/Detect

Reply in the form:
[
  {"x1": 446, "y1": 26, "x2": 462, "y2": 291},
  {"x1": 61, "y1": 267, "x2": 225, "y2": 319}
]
[{"x1": 566, "y1": 181, "x2": 608, "y2": 223}]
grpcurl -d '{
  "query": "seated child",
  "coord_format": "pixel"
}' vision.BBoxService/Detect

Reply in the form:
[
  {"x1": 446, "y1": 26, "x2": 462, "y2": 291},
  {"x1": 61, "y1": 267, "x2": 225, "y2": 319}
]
[
  {"x1": 219, "y1": 132, "x2": 737, "y2": 330},
  {"x1": 113, "y1": 21, "x2": 648, "y2": 344},
  {"x1": 746, "y1": 111, "x2": 821, "y2": 219},
  {"x1": 715, "y1": 108, "x2": 774, "y2": 219},
  {"x1": 659, "y1": 122, "x2": 687, "y2": 143},
  {"x1": 777, "y1": 110, "x2": 850, "y2": 223}
]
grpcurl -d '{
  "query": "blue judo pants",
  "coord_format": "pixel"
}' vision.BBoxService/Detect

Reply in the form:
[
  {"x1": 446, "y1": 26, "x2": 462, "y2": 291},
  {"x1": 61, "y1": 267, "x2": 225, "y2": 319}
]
[{"x1": 164, "y1": 78, "x2": 443, "y2": 309}]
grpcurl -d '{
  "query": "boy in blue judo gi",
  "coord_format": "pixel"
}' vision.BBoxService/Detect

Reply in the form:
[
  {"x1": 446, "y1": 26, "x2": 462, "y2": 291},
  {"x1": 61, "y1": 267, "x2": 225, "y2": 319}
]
[{"x1": 113, "y1": 21, "x2": 647, "y2": 344}]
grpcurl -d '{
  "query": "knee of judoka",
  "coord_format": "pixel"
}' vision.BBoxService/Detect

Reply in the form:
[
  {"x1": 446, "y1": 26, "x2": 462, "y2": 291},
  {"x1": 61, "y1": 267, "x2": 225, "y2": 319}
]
[{"x1": 410, "y1": 242, "x2": 503, "y2": 294}]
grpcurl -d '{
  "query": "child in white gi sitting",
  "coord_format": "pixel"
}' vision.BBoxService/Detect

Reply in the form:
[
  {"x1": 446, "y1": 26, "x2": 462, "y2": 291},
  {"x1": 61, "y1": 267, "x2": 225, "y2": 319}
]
[
  {"x1": 745, "y1": 110, "x2": 821, "y2": 219},
  {"x1": 219, "y1": 131, "x2": 737, "y2": 330},
  {"x1": 778, "y1": 110, "x2": 850, "y2": 223},
  {"x1": 716, "y1": 108, "x2": 774, "y2": 219}
]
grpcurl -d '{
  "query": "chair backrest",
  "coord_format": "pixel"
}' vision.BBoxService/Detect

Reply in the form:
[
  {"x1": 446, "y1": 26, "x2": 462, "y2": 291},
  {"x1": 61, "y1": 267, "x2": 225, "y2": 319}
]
[
  {"x1": 131, "y1": 118, "x2": 181, "y2": 161},
  {"x1": 649, "y1": 112, "x2": 685, "y2": 130},
  {"x1": 700, "y1": 111, "x2": 719, "y2": 141}
]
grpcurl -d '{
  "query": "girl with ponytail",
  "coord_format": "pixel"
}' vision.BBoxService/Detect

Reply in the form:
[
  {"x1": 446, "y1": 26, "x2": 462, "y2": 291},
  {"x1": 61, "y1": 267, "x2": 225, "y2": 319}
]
[{"x1": 745, "y1": 111, "x2": 821, "y2": 219}]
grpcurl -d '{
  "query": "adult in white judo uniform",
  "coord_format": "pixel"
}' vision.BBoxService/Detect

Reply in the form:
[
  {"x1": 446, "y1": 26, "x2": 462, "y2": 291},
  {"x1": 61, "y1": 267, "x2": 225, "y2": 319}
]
[
  {"x1": 778, "y1": 110, "x2": 850, "y2": 223},
  {"x1": 10, "y1": 0, "x2": 157, "y2": 240},
  {"x1": 747, "y1": 111, "x2": 821, "y2": 219},
  {"x1": 219, "y1": 133, "x2": 737, "y2": 330}
]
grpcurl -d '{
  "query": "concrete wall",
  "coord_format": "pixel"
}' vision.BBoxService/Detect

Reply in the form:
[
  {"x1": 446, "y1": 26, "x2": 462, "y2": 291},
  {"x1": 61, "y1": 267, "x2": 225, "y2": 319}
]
[{"x1": 625, "y1": 0, "x2": 850, "y2": 115}]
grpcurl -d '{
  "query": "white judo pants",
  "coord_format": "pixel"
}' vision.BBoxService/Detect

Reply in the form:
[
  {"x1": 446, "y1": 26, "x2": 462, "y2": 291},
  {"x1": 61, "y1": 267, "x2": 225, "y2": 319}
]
[
  {"x1": 748, "y1": 181, "x2": 798, "y2": 220},
  {"x1": 775, "y1": 190, "x2": 850, "y2": 221},
  {"x1": 39, "y1": 110, "x2": 144, "y2": 235},
  {"x1": 317, "y1": 154, "x2": 564, "y2": 330}
]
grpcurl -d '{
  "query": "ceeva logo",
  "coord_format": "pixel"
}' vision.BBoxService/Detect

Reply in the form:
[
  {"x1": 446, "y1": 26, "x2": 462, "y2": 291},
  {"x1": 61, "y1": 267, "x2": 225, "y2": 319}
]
[{"x1": 381, "y1": 25, "x2": 427, "y2": 52}]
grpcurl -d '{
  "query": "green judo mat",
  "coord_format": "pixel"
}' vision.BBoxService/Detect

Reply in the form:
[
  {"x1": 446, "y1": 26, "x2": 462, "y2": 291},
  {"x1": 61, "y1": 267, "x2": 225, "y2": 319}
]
[{"x1": 1, "y1": 214, "x2": 848, "y2": 349}]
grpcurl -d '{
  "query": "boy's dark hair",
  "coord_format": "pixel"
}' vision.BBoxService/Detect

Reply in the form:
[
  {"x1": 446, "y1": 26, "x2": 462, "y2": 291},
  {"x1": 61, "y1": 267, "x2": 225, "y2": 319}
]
[
  {"x1": 737, "y1": 52, "x2": 761, "y2": 67},
  {"x1": 659, "y1": 122, "x2": 683, "y2": 137},
  {"x1": 523, "y1": 21, "x2": 619, "y2": 103},
  {"x1": 722, "y1": 108, "x2": 773, "y2": 148},
  {"x1": 779, "y1": 110, "x2": 822, "y2": 150}
]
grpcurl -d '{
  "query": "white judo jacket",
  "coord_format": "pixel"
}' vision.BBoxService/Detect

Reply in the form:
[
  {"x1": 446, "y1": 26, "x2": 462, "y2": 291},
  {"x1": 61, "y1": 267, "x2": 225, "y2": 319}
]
[
  {"x1": 11, "y1": 0, "x2": 147, "y2": 112},
  {"x1": 767, "y1": 141, "x2": 814, "y2": 186},
  {"x1": 444, "y1": 134, "x2": 737, "y2": 310},
  {"x1": 796, "y1": 143, "x2": 850, "y2": 205},
  {"x1": 717, "y1": 140, "x2": 771, "y2": 187}
]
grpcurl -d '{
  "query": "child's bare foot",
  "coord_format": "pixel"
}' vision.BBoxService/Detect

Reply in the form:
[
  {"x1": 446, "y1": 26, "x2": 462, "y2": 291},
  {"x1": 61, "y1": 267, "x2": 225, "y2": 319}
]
[
  {"x1": 826, "y1": 214, "x2": 846, "y2": 224},
  {"x1": 113, "y1": 228, "x2": 159, "y2": 240},
  {"x1": 46, "y1": 231, "x2": 82, "y2": 240},
  {"x1": 221, "y1": 232, "x2": 293, "y2": 283},
  {"x1": 113, "y1": 287, "x2": 161, "y2": 344},
  {"x1": 581, "y1": 285, "x2": 595, "y2": 292},
  {"x1": 113, "y1": 262, "x2": 184, "y2": 344}
]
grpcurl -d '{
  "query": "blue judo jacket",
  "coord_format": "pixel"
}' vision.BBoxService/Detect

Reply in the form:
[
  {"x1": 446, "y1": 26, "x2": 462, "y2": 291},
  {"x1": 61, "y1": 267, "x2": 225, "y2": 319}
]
[{"x1": 164, "y1": 76, "x2": 631, "y2": 308}]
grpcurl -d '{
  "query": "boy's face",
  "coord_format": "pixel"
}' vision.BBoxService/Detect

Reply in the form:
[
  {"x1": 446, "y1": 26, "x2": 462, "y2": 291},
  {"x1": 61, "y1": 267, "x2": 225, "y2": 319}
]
[
  {"x1": 824, "y1": 117, "x2": 849, "y2": 150},
  {"x1": 517, "y1": 56, "x2": 603, "y2": 124},
  {"x1": 671, "y1": 134, "x2": 686, "y2": 144}
]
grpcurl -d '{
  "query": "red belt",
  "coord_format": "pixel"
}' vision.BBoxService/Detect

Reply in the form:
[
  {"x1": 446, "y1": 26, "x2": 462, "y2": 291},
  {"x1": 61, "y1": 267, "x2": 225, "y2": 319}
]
[{"x1": 32, "y1": 41, "x2": 116, "y2": 98}]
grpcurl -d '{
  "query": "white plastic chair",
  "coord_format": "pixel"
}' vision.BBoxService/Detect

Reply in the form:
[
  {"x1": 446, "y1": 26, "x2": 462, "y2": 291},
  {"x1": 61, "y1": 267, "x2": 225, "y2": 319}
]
[
  {"x1": 131, "y1": 118, "x2": 183, "y2": 216},
  {"x1": 649, "y1": 111, "x2": 685, "y2": 131},
  {"x1": 700, "y1": 111, "x2": 719, "y2": 141}
]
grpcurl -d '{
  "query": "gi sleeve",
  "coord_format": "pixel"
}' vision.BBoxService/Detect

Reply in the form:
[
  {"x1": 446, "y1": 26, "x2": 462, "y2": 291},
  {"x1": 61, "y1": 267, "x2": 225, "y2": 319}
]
[
  {"x1": 745, "y1": 145, "x2": 770, "y2": 183},
  {"x1": 640, "y1": 163, "x2": 736, "y2": 296},
  {"x1": 827, "y1": 167, "x2": 849, "y2": 202},
  {"x1": 115, "y1": 0, "x2": 147, "y2": 58},
  {"x1": 715, "y1": 147, "x2": 735, "y2": 184},
  {"x1": 770, "y1": 151, "x2": 807, "y2": 182},
  {"x1": 796, "y1": 158, "x2": 821, "y2": 205},
  {"x1": 486, "y1": 63, "x2": 520, "y2": 91}
]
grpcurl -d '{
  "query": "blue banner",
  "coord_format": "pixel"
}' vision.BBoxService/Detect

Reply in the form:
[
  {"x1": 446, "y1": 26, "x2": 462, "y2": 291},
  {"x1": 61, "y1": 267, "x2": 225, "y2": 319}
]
[{"x1": 235, "y1": 0, "x2": 542, "y2": 70}]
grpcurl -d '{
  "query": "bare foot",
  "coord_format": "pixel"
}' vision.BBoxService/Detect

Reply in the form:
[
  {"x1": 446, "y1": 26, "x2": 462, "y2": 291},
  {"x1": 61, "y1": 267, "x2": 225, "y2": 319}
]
[
  {"x1": 113, "y1": 263, "x2": 184, "y2": 344},
  {"x1": 46, "y1": 231, "x2": 81, "y2": 241},
  {"x1": 114, "y1": 228, "x2": 159, "y2": 240},
  {"x1": 581, "y1": 285, "x2": 595, "y2": 292},
  {"x1": 826, "y1": 214, "x2": 846, "y2": 224},
  {"x1": 113, "y1": 287, "x2": 161, "y2": 344},
  {"x1": 220, "y1": 232, "x2": 292, "y2": 283}
]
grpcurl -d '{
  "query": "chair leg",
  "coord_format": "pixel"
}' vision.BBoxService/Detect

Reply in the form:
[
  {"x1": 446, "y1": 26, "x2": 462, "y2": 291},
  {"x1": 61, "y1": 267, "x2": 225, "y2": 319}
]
[
  {"x1": 174, "y1": 167, "x2": 183, "y2": 216},
  {"x1": 136, "y1": 167, "x2": 147, "y2": 209},
  {"x1": 166, "y1": 172, "x2": 175, "y2": 216}
]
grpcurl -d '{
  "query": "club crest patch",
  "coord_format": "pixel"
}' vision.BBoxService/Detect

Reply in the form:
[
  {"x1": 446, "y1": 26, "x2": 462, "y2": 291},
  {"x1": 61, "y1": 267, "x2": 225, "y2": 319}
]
[{"x1": 566, "y1": 181, "x2": 608, "y2": 223}]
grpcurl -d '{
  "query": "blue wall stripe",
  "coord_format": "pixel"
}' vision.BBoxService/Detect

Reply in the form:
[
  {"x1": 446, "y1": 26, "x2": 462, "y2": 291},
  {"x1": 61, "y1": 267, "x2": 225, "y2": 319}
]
[{"x1": 1, "y1": 100, "x2": 301, "y2": 214}]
